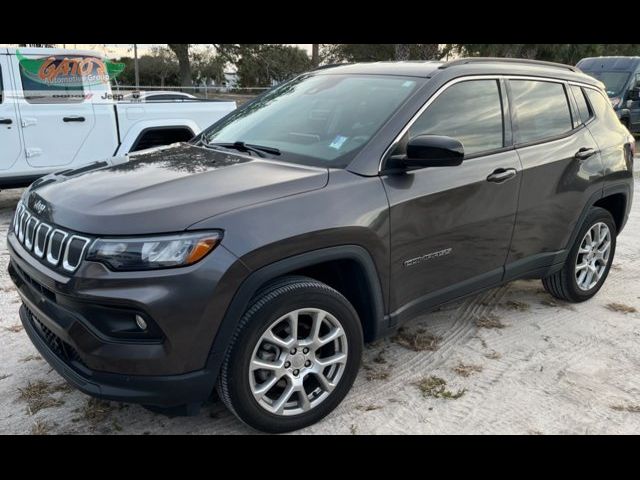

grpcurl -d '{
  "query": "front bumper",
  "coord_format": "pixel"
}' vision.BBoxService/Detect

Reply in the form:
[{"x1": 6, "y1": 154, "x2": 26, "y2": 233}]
[
  {"x1": 8, "y1": 229, "x2": 250, "y2": 406},
  {"x1": 20, "y1": 305, "x2": 214, "y2": 406}
]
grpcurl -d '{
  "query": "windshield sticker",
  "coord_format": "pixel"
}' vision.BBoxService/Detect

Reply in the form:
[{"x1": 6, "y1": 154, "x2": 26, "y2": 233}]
[
  {"x1": 402, "y1": 80, "x2": 416, "y2": 88},
  {"x1": 329, "y1": 135, "x2": 349, "y2": 150}
]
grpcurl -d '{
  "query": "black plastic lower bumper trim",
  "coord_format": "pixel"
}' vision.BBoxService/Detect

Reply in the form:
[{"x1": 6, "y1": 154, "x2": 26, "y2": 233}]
[{"x1": 20, "y1": 305, "x2": 217, "y2": 407}]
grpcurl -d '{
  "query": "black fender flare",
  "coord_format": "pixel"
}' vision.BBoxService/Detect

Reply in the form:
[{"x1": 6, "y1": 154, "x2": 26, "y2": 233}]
[
  {"x1": 205, "y1": 245, "x2": 386, "y2": 377},
  {"x1": 564, "y1": 182, "x2": 631, "y2": 257}
]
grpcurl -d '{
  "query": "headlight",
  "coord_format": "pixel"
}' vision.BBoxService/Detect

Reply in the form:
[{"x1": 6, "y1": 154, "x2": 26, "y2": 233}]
[{"x1": 86, "y1": 231, "x2": 222, "y2": 271}]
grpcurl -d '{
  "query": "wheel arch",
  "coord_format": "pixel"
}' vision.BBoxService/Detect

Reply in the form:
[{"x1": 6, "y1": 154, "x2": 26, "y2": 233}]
[
  {"x1": 206, "y1": 245, "x2": 386, "y2": 375},
  {"x1": 565, "y1": 184, "x2": 630, "y2": 254}
]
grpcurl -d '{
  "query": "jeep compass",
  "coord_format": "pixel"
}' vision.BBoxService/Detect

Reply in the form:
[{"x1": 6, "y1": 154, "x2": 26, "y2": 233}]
[{"x1": 7, "y1": 58, "x2": 635, "y2": 433}]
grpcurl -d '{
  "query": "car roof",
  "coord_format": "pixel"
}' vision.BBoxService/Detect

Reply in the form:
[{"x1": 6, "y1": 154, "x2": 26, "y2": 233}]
[
  {"x1": 316, "y1": 58, "x2": 602, "y2": 87},
  {"x1": 577, "y1": 56, "x2": 640, "y2": 72},
  {"x1": 315, "y1": 61, "x2": 444, "y2": 78}
]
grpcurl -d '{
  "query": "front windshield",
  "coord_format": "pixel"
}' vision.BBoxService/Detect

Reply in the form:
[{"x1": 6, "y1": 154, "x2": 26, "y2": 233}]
[
  {"x1": 199, "y1": 73, "x2": 422, "y2": 168},
  {"x1": 582, "y1": 71, "x2": 630, "y2": 97}
]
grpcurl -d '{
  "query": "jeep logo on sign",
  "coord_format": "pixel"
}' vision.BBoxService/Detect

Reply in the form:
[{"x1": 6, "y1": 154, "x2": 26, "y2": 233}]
[{"x1": 33, "y1": 200, "x2": 47, "y2": 215}]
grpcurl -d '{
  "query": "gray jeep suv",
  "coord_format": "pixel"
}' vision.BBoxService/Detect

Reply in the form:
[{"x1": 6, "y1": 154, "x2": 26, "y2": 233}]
[{"x1": 7, "y1": 58, "x2": 635, "y2": 432}]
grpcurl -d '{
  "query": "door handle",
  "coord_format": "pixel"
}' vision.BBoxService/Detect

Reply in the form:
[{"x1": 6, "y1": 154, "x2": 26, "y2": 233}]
[
  {"x1": 0, "y1": 118, "x2": 12, "y2": 125},
  {"x1": 575, "y1": 147, "x2": 597, "y2": 160},
  {"x1": 63, "y1": 116, "x2": 85, "y2": 123},
  {"x1": 487, "y1": 168, "x2": 517, "y2": 183}
]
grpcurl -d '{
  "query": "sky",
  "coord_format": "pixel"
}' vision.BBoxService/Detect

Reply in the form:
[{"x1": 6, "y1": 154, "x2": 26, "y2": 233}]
[{"x1": 0, "y1": 44, "x2": 314, "y2": 59}]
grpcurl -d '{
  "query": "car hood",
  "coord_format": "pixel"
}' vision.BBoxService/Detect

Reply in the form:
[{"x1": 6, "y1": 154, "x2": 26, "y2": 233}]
[{"x1": 22, "y1": 143, "x2": 329, "y2": 235}]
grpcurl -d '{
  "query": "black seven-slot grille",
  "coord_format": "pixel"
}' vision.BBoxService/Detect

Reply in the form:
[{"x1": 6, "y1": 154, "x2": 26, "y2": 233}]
[{"x1": 13, "y1": 201, "x2": 91, "y2": 273}]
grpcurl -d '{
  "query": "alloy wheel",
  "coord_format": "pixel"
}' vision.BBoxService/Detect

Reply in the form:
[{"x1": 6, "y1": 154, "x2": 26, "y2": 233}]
[
  {"x1": 249, "y1": 308, "x2": 348, "y2": 416},
  {"x1": 575, "y1": 222, "x2": 611, "y2": 291}
]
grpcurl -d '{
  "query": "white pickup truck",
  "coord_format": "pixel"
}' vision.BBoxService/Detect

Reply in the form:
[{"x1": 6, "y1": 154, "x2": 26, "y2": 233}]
[{"x1": 0, "y1": 47, "x2": 237, "y2": 188}]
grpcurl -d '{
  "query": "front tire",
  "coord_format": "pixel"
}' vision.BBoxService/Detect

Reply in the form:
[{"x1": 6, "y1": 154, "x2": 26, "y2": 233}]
[
  {"x1": 217, "y1": 276, "x2": 363, "y2": 433},
  {"x1": 542, "y1": 207, "x2": 617, "y2": 302}
]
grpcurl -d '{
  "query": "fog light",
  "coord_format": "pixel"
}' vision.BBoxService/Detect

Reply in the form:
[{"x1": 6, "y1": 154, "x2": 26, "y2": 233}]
[{"x1": 135, "y1": 315, "x2": 147, "y2": 331}]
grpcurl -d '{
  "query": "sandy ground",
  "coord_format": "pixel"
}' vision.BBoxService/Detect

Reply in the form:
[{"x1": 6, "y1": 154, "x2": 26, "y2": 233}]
[{"x1": 1, "y1": 150, "x2": 639, "y2": 435}]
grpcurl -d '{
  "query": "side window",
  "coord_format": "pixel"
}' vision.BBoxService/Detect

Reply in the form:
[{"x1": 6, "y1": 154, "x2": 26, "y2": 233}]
[
  {"x1": 510, "y1": 80, "x2": 573, "y2": 144},
  {"x1": 584, "y1": 88, "x2": 623, "y2": 129},
  {"x1": 570, "y1": 85, "x2": 593, "y2": 124},
  {"x1": 19, "y1": 56, "x2": 85, "y2": 104},
  {"x1": 408, "y1": 79, "x2": 504, "y2": 156}
]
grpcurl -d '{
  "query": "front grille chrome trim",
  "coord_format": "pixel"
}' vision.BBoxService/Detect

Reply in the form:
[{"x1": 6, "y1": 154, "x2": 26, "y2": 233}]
[
  {"x1": 33, "y1": 223, "x2": 52, "y2": 258},
  {"x1": 14, "y1": 204, "x2": 90, "y2": 274},
  {"x1": 13, "y1": 203, "x2": 24, "y2": 235},
  {"x1": 18, "y1": 210, "x2": 30, "y2": 243},
  {"x1": 46, "y1": 229, "x2": 68, "y2": 266},
  {"x1": 62, "y1": 235, "x2": 91, "y2": 272},
  {"x1": 24, "y1": 216, "x2": 39, "y2": 250}
]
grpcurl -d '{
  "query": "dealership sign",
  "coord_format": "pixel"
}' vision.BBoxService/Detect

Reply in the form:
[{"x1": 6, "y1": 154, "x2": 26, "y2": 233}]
[{"x1": 16, "y1": 50, "x2": 125, "y2": 87}]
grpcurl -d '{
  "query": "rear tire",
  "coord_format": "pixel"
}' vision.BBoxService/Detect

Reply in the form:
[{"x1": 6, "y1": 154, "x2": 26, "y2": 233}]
[
  {"x1": 217, "y1": 276, "x2": 363, "y2": 433},
  {"x1": 542, "y1": 207, "x2": 616, "y2": 303}
]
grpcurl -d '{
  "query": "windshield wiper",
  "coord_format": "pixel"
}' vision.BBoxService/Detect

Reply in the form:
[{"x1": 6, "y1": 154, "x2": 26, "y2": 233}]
[{"x1": 205, "y1": 141, "x2": 281, "y2": 158}]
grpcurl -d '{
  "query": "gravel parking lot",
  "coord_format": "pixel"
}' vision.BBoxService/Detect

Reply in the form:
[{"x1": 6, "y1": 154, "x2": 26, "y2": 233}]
[{"x1": 1, "y1": 149, "x2": 639, "y2": 435}]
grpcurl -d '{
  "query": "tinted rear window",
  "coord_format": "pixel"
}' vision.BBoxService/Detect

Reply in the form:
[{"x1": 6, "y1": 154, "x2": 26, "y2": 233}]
[{"x1": 510, "y1": 80, "x2": 573, "y2": 144}]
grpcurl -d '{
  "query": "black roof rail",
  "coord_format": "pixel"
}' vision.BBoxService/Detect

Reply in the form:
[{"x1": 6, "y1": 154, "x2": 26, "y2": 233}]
[{"x1": 440, "y1": 57, "x2": 579, "y2": 73}]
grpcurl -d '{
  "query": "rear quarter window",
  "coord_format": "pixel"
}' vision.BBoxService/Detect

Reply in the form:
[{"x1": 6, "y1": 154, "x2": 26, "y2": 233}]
[
  {"x1": 584, "y1": 88, "x2": 625, "y2": 131},
  {"x1": 570, "y1": 85, "x2": 593, "y2": 124},
  {"x1": 510, "y1": 80, "x2": 573, "y2": 145}
]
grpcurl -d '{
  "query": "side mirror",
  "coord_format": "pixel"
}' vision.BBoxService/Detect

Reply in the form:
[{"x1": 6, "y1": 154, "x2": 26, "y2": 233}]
[
  {"x1": 391, "y1": 135, "x2": 465, "y2": 170},
  {"x1": 628, "y1": 87, "x2": 640, "y2": 101}
]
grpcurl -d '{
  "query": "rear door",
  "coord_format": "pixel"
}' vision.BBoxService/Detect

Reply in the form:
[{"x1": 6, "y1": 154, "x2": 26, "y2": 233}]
[
  {"x1": 0, "y1": 54, "x2": 24, "y2": 171},
  {"x1": 505, "y1": 78, "x2": 604, "y2": 278},
  {"x1": 12, "y1": 53, "x2": 96, "y2": 168}
]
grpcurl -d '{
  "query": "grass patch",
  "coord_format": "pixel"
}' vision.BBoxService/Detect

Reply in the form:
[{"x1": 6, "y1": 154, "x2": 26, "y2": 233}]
[
  {"x1": 18, "y1": 380, "x2": 67, "y2": 414},
  {"x1": 4, "y1": 324, "x2": 23, "y2": 333},
  {"x1": 476, "y1": 314, "x2": 505, "y2": 329},
  {"x1": 414, "y1": 376, "x2": 465, "y2": 400},
  {"x1": 484, "y1": 351, "x2": 502, "y2": 360},
  {"x1": 392, "y1": 327, "x2": 440, "y2": 351},
  {"x1": 19, "y1": 354, "x2": 42, "y2": 363},
  {"x1": 452, "y1": 362, "x2": 483, "y2": 378},
  {"x1": 606, "y1": 303, "x2": 637, "y2": 314},
  {"x1": 611, "y1": 404, "x2": 640, "y2": 413},
  {"x1": 502, "y1": 300, "x2": 530, "y2": 311},
  {"x1": 363, "y1": 364, "x2": 390, "y2": 382},
  {"x1": 356, "y1": 404, "x2": 383, "y2": 412},
  {"x1": 31, "y1": 419, "x2": 54, "y2": 435},
  {"x1": 349, "y1": 424, "x2": 358, "y2": 435},
  {"x1": 372, "y1": 348, "x2": 387, "y2": 364},
  {"x1": 80, "y1": 398, "x2": 114, "y2": 426}
]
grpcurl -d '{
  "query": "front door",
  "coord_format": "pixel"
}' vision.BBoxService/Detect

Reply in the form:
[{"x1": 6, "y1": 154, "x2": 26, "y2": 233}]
[
  {"x1": 12, "y1": 53, "x2": 95, "y2": 169},
  {"x1": 0, "y1": 55, "x2": 23, "y2": 171},
  {"x1": 382, "y1": 78, "x2": 521, "y2": 322}
]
